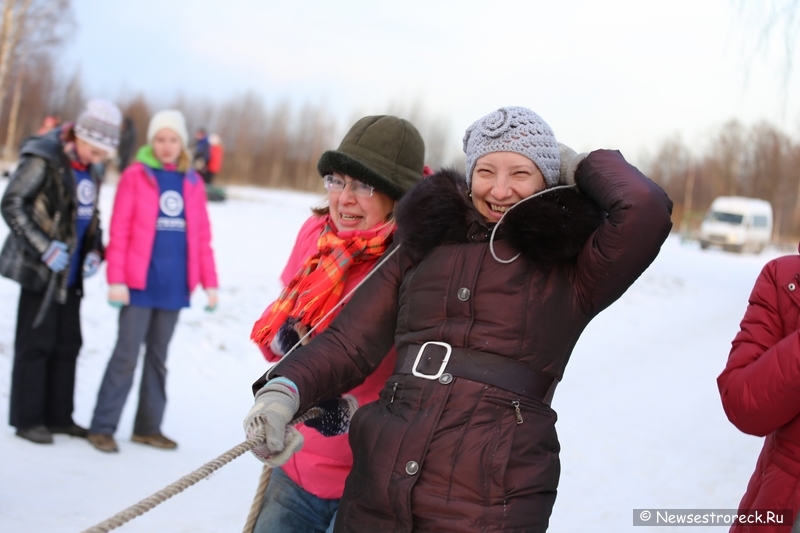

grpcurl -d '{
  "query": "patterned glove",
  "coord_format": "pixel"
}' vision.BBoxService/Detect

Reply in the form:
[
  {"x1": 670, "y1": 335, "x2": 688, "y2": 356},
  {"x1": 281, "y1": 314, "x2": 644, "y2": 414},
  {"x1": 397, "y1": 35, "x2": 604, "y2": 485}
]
[
  {"x1": 244, "y1": 377, "x2": 304, "y2": 467},
  {"x1": 304, "y1": 395, "x2": 359, "y2": 437},
  {"x1": 558, "y1": 143, "x2": 588, "y2": 186},
  {"x1": 83, "y1": 251, "x2": 102, "y2": 278},
  {"x1": 41, "y1": 240, "x2": 69, "y2": 272}
]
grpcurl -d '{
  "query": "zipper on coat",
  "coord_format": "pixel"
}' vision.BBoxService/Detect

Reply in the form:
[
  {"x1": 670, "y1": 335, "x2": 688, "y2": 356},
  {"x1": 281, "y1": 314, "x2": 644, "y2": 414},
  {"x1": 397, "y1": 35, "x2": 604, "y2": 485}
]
[
  {"x1": 389, "y1": 382, "x2": 398, "y2": 403},
  {"x1": 512, "y1": 400, "x2": 523, "y2": 424}
]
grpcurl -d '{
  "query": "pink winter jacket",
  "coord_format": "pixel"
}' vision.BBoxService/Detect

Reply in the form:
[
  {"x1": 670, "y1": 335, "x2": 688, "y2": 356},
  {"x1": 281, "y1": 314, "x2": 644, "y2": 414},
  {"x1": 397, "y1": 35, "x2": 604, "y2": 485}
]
[
  {"x1": 258, "y1": 214, "x2": 397, "y2": 499},
  {"x1": 106, "y1": 162, "x2": 218, "y2": 292}
]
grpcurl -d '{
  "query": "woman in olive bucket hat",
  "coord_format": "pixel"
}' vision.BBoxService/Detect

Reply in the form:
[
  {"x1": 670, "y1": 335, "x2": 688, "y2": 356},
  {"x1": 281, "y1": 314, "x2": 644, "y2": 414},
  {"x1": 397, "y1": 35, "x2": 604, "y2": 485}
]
[
  {"x1": 248, "y1": 115, "x2": 425, "y2": 533},
  {"x1": 244, "y1": 106, "x2": 673, "y2": 532}
]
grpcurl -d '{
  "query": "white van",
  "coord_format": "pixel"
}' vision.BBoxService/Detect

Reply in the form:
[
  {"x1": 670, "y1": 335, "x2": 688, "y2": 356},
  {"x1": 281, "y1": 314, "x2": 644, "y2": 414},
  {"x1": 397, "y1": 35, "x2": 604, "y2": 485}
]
[{"x1": 698, "y1": 196, "x2": 773, "y2": 253}]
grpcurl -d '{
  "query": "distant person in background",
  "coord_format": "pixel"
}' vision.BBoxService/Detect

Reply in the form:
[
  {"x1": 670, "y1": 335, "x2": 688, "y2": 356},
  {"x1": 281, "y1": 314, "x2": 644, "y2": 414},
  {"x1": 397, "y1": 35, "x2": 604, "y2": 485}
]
[
  {"x1": 36, "y1": 115, "x2": 61, "y2": 136},
  {"x1": 192, "y1": 127, "x2": 211, "y2": 184},
  {"x1": 87, "y1": 109, "x2": 218, "y2": 453},
  {"x1": 204, "y1": 133, "x2": 227, "y2": 202},
  {"x1": 117, "y1": 117, "x2": 137, "y2": 171},
  {"x1": 1, "y1": 99, "x2": 121, "y2": 445},
  {"x1": 207, "y1": 133, "x2": 224, "y2": 184},
  {"x1": 718, "y1": 247, "x2": 800, "y2": 533}
]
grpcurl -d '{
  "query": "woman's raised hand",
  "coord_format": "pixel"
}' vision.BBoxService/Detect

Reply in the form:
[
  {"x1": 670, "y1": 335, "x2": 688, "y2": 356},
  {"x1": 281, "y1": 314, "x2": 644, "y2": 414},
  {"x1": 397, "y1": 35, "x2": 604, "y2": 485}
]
[{"x1": 558, "y1": 143, "x2": 588, "y2": 186}]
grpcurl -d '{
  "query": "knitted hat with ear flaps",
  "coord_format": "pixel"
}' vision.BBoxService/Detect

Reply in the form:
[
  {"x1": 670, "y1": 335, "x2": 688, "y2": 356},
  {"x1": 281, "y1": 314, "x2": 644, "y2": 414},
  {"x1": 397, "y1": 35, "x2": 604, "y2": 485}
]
[{"x1": 317, "y1": 115, "x2": 425, "y2": 200}]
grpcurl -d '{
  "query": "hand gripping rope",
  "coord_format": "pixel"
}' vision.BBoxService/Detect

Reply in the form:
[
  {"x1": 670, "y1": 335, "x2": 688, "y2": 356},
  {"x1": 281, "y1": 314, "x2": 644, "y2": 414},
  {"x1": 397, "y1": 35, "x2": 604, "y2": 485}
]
[
  {"x1": 80, "y1": 409, "x2": 322, "y2": 533},
  {"x1": 80, "y1": 248, "x2": 402, "y2": 533}
]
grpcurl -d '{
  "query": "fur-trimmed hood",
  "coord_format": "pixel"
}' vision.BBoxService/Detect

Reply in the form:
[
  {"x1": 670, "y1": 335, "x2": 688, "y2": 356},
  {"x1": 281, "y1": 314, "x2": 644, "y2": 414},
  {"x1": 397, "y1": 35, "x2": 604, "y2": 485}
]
[{"x1": 395, "y1": 168, "x2": 605, "y2": 266}]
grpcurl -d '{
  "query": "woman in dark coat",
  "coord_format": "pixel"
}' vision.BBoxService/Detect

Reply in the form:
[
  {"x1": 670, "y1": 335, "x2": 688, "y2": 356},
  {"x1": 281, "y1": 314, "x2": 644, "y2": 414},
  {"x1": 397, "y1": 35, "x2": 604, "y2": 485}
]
[{"x1": 244, "y1": 106, "x2": 673, "y2": 532}]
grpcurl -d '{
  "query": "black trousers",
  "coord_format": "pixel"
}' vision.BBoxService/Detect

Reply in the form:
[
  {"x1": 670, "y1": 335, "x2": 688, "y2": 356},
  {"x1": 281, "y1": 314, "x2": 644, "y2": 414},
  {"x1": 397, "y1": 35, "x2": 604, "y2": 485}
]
[{"x1": 9, "y1": 286, "x2": 83, "y2": 429}]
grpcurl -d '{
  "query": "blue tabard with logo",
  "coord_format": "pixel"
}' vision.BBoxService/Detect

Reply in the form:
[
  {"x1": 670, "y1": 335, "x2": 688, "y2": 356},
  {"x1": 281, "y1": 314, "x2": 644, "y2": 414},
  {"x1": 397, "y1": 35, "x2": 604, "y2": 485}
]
[
  {"x1": 129, "y1": 168, "x2": 190, "y2": 310},
  {"x1": 67, "y1": 167, "x2": 95, "y2": 287}
]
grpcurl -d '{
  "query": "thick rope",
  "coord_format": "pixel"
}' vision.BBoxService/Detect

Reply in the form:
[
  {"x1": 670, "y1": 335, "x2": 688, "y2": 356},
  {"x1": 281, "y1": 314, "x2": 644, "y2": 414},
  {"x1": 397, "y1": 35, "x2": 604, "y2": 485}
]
[
  {"x1": 82, "y1": 241, "x2": 402, "y2": 533},
  {"x1": 81, "y1": 408, "x2": 322, "y2": 533},
  {"x1": 241, "y1": 465, "x2": 273, "y2": 533},
  {"x1": 240, "y1": 246, "x2": 405, "y2": 533}
]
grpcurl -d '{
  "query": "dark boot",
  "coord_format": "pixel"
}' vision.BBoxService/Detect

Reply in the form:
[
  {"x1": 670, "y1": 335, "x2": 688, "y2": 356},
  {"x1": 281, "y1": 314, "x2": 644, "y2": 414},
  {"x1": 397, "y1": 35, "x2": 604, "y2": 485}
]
[
  {"x1": 47, "y1": 424, "x2": 89, "y2": 438},
  {"x1": 16, "y1": 425, "x2": 54, "y2": 444}
]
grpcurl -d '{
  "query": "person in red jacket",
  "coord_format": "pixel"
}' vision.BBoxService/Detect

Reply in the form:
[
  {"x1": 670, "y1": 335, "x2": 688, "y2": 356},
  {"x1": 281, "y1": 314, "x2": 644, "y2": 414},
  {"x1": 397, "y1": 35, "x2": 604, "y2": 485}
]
[
  {"x1": 248, "y1": 115, "x2": 425, "y2": 533},
  {"x1": 718, "y1": 247, "x2": 800, "y2": 533},
  {"x1": 207, "y1": 133, "x2": 224, "y2": 182}
]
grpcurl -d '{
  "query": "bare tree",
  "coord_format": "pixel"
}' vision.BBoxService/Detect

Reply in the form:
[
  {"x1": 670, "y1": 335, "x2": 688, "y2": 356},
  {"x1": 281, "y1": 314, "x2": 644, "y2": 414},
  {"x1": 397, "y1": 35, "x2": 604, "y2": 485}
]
[
  {"x1": 386, "y1": 98, "x2": 457, "y2": 170},
  {"x1": 647, "y1": 118, "x2": 800, "y2": 242},
  {"x1": 0, "y1": 0, "x2": 32, "y2": 119},
  {"x1": 707, "y1": 120, "x2": 747, "y2": 197},
  {"x1": 734, "y1": 0, "x2": 800, "y2": 112},
  {"x1": 48, "y1": 67, "x2": 83, "y2": 121},
  {"x1": 0, "y1": 0, "x2": 73, "y2": 159}
]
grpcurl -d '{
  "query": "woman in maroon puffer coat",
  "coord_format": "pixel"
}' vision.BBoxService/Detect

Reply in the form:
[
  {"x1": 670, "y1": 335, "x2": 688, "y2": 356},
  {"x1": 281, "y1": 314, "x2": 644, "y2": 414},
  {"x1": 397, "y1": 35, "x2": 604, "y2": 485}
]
[
  {"x1": 718, "y1": 249, "x2": 800, "y2": 533},
  {"x1": 244, "y1": 106, "x2": 673, "y2": 532}
]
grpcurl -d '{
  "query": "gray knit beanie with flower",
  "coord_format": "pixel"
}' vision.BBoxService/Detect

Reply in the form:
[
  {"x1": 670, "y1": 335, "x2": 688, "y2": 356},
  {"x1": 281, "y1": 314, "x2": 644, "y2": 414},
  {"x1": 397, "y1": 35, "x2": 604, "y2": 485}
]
[{"x1": 463, "y1": 106, "x2": 560, "y2": 188}]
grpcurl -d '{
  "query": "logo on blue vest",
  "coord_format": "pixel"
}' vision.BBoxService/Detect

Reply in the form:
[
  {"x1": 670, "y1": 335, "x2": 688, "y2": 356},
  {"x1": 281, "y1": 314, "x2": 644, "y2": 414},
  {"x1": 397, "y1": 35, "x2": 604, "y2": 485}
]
[
  {"x1": 157, "y1": 190, "x2": 186, "y2": 230},
  {"x1": 76, "y1": 180, "x2": 95, "y2": 218},
  {"x1": 160, "y1": 190, "x2": 184, "y2": 217}
]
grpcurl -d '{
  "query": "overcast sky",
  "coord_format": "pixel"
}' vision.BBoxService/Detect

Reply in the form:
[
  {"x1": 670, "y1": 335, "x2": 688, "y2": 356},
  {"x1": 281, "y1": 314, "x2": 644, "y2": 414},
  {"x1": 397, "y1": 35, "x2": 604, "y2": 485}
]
[{"x1": 65, "y1": 0, "x2": 800, "y2": 165}]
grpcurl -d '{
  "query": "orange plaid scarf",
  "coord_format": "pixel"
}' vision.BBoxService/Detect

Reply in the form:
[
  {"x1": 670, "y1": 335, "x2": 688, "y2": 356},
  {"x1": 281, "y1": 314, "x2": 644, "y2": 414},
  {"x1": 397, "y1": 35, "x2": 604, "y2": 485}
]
[{"x1": 251, "y1": 222, "x2": 393, "y2": 347}]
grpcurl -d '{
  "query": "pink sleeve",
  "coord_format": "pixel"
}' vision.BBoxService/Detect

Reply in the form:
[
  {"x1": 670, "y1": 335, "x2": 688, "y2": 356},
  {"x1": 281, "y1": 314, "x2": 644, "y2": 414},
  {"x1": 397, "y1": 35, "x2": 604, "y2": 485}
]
[
  {"x1": 280, "y1": 216, "x2": 324, "y2": 285},
  {"x1": 195, "y1": 179, "x2": 219, "y2": 289},
  {"x1": 105, "y1": 166, "x2": 137, "y2": 285},
  {"x1": 257, "y1": 216, "x2": 324, "y2": 362}
]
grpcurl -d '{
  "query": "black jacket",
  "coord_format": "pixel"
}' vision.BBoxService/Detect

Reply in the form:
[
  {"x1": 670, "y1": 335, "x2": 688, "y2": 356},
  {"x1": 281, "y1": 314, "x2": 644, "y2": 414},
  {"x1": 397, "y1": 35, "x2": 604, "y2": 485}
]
[{"x1": 0, "y1": 129, "x2": 104, "y2": 301}]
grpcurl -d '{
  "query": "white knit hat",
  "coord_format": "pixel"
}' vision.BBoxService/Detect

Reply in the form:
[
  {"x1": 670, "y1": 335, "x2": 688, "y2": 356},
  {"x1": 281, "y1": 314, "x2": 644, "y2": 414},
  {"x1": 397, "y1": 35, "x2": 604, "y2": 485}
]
[
  {"x1": 74, "y1": 99, "x2": 122, "y2": 153},
  {"x1": 147, "y1": 109, "x2": 188, "y2": 147},
  {"x1": 463, "y1": 106, "x2": 560, "y2": 188}
]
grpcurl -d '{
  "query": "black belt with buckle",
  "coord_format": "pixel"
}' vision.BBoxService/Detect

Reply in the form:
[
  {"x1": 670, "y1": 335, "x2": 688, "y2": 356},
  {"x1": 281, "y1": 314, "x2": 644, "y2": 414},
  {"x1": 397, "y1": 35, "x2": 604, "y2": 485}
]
[{"x1": 394, "y1": 342, "x2": 558, "y2": 405}]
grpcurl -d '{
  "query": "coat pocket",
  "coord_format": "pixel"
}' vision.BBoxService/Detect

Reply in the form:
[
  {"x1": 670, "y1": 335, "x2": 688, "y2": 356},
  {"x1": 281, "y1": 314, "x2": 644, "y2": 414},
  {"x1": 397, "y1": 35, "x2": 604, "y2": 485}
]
[
  {"x1": 484, "y1": 393, "x2": 561, "y2": 497},
  {"x1": 343, "y1": 378, "x2": 416, "y2": 515},
  {"x1": 419, "y1": 393, "x2": 520, "y2": 506}
]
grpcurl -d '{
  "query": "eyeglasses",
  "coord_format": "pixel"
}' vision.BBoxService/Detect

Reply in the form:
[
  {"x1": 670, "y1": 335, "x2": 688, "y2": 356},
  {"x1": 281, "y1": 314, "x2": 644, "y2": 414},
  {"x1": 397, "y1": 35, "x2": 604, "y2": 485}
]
[{"x1": 323, "y1": 175, "x2": 374, "y2": 198}]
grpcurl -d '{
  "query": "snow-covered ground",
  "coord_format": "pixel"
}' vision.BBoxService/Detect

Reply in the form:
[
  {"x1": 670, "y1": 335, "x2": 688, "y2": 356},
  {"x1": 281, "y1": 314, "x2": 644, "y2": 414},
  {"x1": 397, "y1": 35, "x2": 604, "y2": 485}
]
[{"x1": 0, "y1": 179, "x2": 778, "y2": 532}]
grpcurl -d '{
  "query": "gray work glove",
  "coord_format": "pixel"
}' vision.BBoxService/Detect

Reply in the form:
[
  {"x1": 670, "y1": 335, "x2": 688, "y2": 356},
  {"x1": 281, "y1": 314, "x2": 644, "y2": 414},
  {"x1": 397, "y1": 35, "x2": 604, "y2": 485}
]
[
  {"x1": 244, "y1": 377, "x2": 303, "y2": 467},
  {"x1": 41, "y1": 240, "x2": 70, "y2": 272},
  {"x1": 558, "y1": 143, "x2": 589, "y2": 186}
]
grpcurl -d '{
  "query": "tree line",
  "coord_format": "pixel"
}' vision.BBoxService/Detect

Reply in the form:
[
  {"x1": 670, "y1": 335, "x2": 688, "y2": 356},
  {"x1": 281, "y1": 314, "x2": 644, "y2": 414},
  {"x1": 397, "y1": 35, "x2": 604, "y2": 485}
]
[
  {"x1": 1, "y1": 0, "x2": 799, "y2": 242},
  {"x1": 644, "y1": 119, "x2": 800, "y2": 242},
  {"x1": 0, "y1": 1, "x2": 455, "y2": 192}
]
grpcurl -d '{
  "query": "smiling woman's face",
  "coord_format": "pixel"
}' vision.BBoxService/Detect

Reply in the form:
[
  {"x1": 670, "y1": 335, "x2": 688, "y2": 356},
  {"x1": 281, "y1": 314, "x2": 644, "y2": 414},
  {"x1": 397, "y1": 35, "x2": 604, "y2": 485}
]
[
  {"x1": 328, "y1": 173, "x2": 395, "y2": 232},
  {"x1": 470, "y1": 151, "x2": 546, "y2": 223}
]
